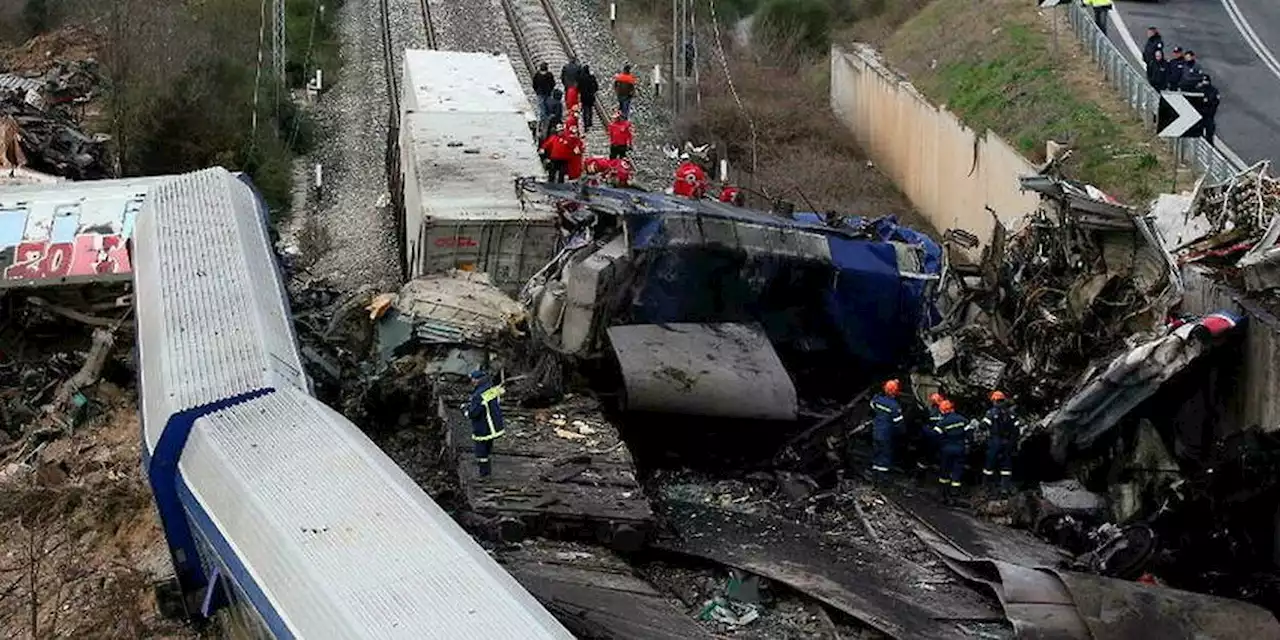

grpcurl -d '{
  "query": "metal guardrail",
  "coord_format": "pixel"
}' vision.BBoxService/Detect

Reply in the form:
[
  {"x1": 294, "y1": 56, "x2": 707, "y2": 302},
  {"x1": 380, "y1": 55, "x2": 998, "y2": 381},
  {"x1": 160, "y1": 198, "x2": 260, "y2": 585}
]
[{"x1": 1064, "y1": 3, "x2": 1239, "y2": 184}]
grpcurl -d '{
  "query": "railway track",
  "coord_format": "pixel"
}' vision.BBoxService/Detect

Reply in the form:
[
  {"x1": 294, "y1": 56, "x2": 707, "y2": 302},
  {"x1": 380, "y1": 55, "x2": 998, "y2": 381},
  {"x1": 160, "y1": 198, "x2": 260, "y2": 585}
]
[
  {"x1": 499, "y1": 0, "x2": 609, "y2": 134},
  {"x1": 419, "y1": 0, "x2": 438, "y2": 50}
]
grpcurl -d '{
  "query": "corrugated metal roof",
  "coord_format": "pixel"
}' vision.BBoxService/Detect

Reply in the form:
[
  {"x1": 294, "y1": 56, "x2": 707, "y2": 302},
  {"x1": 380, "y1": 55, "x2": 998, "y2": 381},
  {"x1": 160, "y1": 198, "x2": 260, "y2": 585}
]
[
  {"x1": 133, "y1": 167, "x2": 306, "y2": 450},
  {"x1": 180, "y1": 386, "x2": 572, "y2": 639}
]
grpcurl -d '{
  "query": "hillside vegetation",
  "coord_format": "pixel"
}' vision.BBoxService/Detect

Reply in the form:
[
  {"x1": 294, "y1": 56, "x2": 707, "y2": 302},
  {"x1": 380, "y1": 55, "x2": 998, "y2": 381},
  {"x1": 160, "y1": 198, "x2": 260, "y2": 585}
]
[{"x1": 884, "y1": 0, "x2": 1190, "y2": 202}]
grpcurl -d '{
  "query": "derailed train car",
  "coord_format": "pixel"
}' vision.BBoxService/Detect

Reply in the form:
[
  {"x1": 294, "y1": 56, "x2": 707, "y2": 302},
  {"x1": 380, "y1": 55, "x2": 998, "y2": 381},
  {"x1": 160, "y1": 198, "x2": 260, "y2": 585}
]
[
  {"x1": 133, "y1": 167, "x2": 571, "y2": 638},
  {"x1": 520, "y1": 182, "x2": 943, "y2": 414}
]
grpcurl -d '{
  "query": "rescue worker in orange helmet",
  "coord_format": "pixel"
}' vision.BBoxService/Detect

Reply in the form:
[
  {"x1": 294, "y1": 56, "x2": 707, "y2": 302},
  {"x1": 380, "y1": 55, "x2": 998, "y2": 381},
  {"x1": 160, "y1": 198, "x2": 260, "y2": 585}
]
[
  {"x1": 869, "y1": 379, "x2": 904, "y2": 480},
  {"x1": 917, "y1": 391, "x2": 947, "y2": 472},
  {"x1": 932, "y1": 399, "x2": 972, "y2": 504},
  {"x1": 981, "y1": 390, "x2": 1024, "y2": 492}
]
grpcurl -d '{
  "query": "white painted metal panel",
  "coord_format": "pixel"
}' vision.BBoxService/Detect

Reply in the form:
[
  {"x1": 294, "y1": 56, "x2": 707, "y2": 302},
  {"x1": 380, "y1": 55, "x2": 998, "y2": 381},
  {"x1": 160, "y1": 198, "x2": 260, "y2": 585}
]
[
  {"x1": 402, "y1": 50, "x2": 533, "y2": 119},
  {"x1": 133, "y1": 167, "x2": 307, "y2": 451},
  {"x1": 179, "y1": 386, "x2": 572, "y2": 639}
]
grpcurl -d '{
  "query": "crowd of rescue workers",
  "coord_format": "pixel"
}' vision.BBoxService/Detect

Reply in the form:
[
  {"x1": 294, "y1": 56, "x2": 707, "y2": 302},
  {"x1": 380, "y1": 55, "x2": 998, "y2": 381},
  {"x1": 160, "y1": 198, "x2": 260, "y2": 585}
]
[
  {"x1": 869, "y1": 380, "x2": 1023, "y2": 504},
  {"x1": 531, "y1": 58, "x2": 743, "y2": 203}
]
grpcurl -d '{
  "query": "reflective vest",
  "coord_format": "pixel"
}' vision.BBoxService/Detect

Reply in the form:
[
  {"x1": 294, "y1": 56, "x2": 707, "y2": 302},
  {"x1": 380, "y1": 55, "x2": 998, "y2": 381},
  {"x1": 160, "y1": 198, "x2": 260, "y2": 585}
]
[
  {"x1": 870, "y1": 394, "x2": 904, "y2": 432},
  {"x1": 1086, "y1": 0, "x2": 1113, "y2": 7},
  {"x1": 467, "y1": 382, "x2": 506, "y2": 441}
]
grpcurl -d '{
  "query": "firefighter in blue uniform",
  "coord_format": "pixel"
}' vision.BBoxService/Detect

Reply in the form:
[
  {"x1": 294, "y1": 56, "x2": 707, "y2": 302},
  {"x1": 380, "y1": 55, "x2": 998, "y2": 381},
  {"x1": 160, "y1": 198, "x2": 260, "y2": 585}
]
[
  {"x1": 917, "y1": 391, "x2": 946, "y2": 472},
  {"x1": 932, "y1": 399, "x2": 971, "y2": 503},
  {"x1": 465, "y1": 370, "x2": 505, "y2": 477},
  {"x1": 981, "y1": 390, "x2": 1023, "y2": 491},
  {"x1": 869, "y1": 379, "x2": 904, "y2": 479}
]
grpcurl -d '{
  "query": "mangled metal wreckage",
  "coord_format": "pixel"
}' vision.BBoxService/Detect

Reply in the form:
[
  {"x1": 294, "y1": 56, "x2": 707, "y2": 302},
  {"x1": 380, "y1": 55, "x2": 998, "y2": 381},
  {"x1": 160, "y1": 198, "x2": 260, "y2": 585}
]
[{"x1": 518, "y1": 181, "x2": 943, "y2": 420}]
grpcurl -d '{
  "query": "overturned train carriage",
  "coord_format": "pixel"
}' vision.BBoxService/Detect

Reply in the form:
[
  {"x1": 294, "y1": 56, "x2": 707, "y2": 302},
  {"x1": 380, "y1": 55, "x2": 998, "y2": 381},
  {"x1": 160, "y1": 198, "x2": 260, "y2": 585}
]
[
  {"x1": 133, "y1": 167, "x2": 571, "y2": 638},
  {"x1": 523, "y1": 184, "x2": 943, "y2": 390}
]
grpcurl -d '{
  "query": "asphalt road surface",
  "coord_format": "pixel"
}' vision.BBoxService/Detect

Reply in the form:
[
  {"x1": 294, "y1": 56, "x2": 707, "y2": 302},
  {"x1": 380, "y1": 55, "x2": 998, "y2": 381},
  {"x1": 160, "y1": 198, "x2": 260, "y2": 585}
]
[{"x1": 1109, "y1": 0, "x2": 1280, "y2": 166}]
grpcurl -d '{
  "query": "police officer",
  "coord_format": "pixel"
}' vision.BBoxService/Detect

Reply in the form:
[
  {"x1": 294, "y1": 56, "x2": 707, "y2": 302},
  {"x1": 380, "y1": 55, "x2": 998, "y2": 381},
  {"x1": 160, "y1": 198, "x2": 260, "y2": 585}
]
[
  {"x1": 1086, "y1": 0, "x2": 1113, "y2": 35},
  {"x1": 1198, "y1": 75, "x2": 1220, "y2": 144},
  {"x1": 981, "y1": 391, "x2": 1023, "y2": 491},
  {"x1": 465, "y1": 370, "x2": 506, "y2": 477},
  {"x1": 869, "y1": 379, "x2": 904, "y2": 479},
  {"x1": 1143, "y1": 27, "x2": 1164, "y2": 67},
  {"x1": 932, "y1": 399, "x2": 971, "y2": 503}
]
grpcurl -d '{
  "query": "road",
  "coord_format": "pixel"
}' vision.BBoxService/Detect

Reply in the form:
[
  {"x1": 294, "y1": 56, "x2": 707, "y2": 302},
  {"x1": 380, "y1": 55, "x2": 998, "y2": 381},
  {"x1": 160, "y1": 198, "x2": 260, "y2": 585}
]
[{"x1": 1109, "y1": 0, "x2": 1280, "y2": 166}]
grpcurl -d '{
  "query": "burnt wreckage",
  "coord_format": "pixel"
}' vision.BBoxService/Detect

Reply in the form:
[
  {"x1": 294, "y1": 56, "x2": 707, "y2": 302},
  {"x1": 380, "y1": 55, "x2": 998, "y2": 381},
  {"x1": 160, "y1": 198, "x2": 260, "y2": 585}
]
[{"x1": 291, "y1": 170, "x2": 1280, "y2": 637}]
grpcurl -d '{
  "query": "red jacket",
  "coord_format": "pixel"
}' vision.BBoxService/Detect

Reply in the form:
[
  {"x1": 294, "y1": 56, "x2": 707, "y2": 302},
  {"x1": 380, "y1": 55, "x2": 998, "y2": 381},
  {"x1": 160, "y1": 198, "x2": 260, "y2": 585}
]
[
  {"x1": 673, "y1": 162, "x2": 708, "y2": 198},
  {"x1": 607, "y1": 120, "x2": 633, "y2": 146},
  {"x1": 718, "y1": 186, "x2": 742, "y2": 205},
  {"x1": 542, "y1": 133, "x2": 574, "y2": 161},
  {"x1": 564, "y1": 134, "x2": 585, "y2": 179},
  {"x1": 566, "y1": 85, "x2": 580, "y2": 110}
]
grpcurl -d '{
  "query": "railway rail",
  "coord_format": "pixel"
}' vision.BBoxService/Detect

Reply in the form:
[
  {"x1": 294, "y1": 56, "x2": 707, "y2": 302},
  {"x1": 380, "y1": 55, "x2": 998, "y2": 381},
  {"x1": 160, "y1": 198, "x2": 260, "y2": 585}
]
[{"x1": 498, "y1": 0, "x2": 610, "y2": 133}]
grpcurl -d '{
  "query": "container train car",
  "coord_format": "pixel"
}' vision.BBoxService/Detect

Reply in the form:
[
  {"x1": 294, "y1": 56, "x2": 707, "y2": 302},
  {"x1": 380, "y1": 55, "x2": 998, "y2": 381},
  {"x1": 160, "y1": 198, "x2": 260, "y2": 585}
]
[
  {"x1": 133, "y1": 166, "x2": 571, "y2": 639},
  {"x1": 398, "y1": 50, "x2": 558, "y2": 295}
]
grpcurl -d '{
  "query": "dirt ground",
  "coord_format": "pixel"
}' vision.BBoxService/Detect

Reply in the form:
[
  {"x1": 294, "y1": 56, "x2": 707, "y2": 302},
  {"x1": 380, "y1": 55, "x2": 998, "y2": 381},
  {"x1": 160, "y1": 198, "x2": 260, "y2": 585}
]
[{"x1": 0, "y1": 384, "x2": 198, "y2": 640}]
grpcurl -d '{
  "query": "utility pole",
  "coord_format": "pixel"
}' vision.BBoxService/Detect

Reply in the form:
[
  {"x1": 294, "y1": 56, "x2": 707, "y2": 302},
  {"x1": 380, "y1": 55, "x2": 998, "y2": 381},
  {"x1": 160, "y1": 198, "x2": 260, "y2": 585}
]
[
  {"x1": 272, "y1": 0, "x2": 287, "y2": 90},
  {"x1": 671, "y1": 0, "x2": 679, "y2": 115}
]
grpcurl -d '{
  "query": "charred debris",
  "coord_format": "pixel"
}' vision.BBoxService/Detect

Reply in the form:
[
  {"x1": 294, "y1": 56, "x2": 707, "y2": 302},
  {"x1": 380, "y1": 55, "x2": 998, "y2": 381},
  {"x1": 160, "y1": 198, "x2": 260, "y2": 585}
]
[
  {"x1": 290, "y1": 169, "x2": 1280, "y2": 637},
  {"x1": 0, "y1": 60, "x2": 109, "y2": 181}
]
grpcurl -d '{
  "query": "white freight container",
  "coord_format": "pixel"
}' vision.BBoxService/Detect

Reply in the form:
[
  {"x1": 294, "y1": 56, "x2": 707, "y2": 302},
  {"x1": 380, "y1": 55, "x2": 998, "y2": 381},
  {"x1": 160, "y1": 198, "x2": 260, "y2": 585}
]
[{"x1": 399, "y1": 50, "x2": 555, "y2": 294}]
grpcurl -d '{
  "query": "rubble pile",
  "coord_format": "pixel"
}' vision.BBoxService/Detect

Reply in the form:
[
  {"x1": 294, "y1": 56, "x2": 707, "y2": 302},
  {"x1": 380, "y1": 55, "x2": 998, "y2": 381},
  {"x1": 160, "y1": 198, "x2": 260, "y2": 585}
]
[
  {"x1": 1171, "y1": 162, "x2": 1280, "y2": 294},
  {"x1": 925, "y1": 176, "x2": 1178, "y2": 417},
  {"x1": 0, "y1": 88, "x2": 108, "y2": 179}
]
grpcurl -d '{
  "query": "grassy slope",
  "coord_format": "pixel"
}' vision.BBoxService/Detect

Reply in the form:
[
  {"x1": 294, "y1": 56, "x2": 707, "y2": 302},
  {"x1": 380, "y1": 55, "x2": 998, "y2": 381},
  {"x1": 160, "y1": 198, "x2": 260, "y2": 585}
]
[{"x1": 884, "y1": 0, "x2": 1189, "y2": 203}]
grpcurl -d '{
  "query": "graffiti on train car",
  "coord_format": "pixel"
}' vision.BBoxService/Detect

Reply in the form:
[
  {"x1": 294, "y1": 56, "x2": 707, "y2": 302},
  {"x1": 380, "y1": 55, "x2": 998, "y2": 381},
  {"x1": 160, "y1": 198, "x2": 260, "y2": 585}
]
[{"x1": 3, "y1": 233, "x2": 131, "y2": 281}]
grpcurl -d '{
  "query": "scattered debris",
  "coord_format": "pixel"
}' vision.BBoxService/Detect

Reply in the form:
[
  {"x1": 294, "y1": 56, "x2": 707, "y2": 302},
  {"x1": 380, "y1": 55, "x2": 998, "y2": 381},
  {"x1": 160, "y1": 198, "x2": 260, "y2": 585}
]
[{"x1": 0, "y1": 89, "x2": 108, "y2": 179}]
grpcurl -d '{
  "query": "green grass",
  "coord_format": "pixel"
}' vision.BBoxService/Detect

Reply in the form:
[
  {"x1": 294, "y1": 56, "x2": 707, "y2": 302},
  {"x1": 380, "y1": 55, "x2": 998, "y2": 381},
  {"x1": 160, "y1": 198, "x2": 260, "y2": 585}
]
[{"x1": 886, "y1": 0, "x2": 1186, "y2": 204}]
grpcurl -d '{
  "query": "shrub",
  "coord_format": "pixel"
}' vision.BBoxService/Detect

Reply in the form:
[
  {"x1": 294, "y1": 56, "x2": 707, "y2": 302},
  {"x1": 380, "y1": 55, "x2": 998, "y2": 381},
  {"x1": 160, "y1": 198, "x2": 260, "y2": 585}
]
[{"x1": 755, "y1": 0, "x2": 834, "y2": 56}]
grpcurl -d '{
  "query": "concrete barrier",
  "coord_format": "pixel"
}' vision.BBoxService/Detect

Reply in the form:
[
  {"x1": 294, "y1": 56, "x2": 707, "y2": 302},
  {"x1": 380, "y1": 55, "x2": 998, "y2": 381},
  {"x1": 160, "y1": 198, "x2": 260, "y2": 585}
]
[{"x1": 830, "y1": 44, "x2": 1041, "y2": 254}]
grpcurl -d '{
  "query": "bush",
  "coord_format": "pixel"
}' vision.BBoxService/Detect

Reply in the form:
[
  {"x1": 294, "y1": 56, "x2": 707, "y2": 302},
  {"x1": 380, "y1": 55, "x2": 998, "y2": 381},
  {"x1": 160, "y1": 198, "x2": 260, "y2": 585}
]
[{"x1": 755, "y1": 0, "x2": 834, "y2": 56}]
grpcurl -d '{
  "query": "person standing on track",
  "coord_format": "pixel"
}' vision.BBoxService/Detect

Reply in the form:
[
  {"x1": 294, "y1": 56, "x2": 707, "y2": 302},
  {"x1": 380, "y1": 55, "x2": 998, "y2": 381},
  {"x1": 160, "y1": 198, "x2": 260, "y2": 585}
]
[
  {"x1": 532, "y1": 62, "x2": 556, "y2": 119},
  {"x1": 579, "y1": 65, "x2": 600, "y2": 130},
  {"x1": 541, "y1": 124, "x2": 572, "y2": 183},
  {"x1": 607, "y1": 112, "x2": 632, "y2": 159},
  {"x1": 614, "y1": 64, "x2": 637, "y2": 119},
  {"x1": 562, "y1": 57, "x2": 582, "y2": 112}
]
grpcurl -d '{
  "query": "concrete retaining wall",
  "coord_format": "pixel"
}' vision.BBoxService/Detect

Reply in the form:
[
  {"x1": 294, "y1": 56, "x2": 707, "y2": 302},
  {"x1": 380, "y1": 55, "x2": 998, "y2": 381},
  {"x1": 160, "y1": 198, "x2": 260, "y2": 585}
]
[
  {"x1": 1181, "y1": 266, "x2": 1280, "y2": 432},
  {"x1": 829, "y1": 44, "x2": 1041, "y2": 255}
]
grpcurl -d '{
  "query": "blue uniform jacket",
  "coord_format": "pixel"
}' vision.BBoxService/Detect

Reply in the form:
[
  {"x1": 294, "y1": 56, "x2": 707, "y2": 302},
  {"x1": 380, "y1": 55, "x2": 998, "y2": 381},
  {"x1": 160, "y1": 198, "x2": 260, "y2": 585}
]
[
  {"x1": 933, "y1": 412, "x2": 970, "y2": 450},
  {"x1": 467, "y1": 381, "x2": 505, "y2": 441},
  {"x1": 982, "y1": 404, "x2": 1022, "y2": 440},
  {"x1": 870, "y1": 394, "x2": 903, "y2": 433}
]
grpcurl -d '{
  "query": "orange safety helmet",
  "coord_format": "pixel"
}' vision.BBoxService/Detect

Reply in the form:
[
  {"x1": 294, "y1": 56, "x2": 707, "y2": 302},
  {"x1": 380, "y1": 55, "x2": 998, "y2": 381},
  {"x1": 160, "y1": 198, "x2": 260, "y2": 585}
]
[
  {"x1": 883, "y1": 379, "x2": 901, "y2": 396},
  {"x1": 990, "y1": 390, "x2": 1006, "y2": 403},
  {"x1": 928, "y1": 392, "x2": 944, "y2": 406},
  {"x1": 938, "y1": 399, "x2": 955, "y2": 414}
]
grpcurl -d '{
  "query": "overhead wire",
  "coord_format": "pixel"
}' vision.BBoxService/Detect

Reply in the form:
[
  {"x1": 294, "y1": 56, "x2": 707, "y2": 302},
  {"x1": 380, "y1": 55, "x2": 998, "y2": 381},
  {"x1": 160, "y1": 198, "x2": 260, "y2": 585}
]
[
  {"x1": 250, "y1": 0, "x2": 269, "y2": 148},
  {"x1": 707, "y1": 0, "x2": 758, "y2": 177},
  {"x1": 287, "y1": 1, "x2": 325, "y2": 150}
]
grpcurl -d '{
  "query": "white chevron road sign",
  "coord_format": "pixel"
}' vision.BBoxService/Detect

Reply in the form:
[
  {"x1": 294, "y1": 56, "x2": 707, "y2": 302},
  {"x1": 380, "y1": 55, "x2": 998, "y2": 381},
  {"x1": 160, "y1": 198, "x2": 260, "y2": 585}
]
[{"x1": 1158, "y1": 92, "x2": 1204, "y2": 138}]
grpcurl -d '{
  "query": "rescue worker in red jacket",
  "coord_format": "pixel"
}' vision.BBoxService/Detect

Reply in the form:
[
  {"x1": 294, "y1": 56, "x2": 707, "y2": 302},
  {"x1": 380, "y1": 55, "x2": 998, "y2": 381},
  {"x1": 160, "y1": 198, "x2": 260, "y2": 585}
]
[
  {"x1": 564, "y1": 128, "x2": 585, "y2": 181},
  {"x1": 672, "y1": 154, "x2": 708, "y2": 199},
  {"x1": 540, "y1": 125, "x2": 573, "y2": 183},
  {"x1": 718, "y1": 184, "x2": 744, "y2": 206},
  {"x1": 582, "y1": 156, "x2": 611, "y2": 186},
  {"x1": 607, "y1": 112, "x2": 632, "y2": 159},
  {"x1": 612, "y1": 157, "x2": 633, "y2": 187}
]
